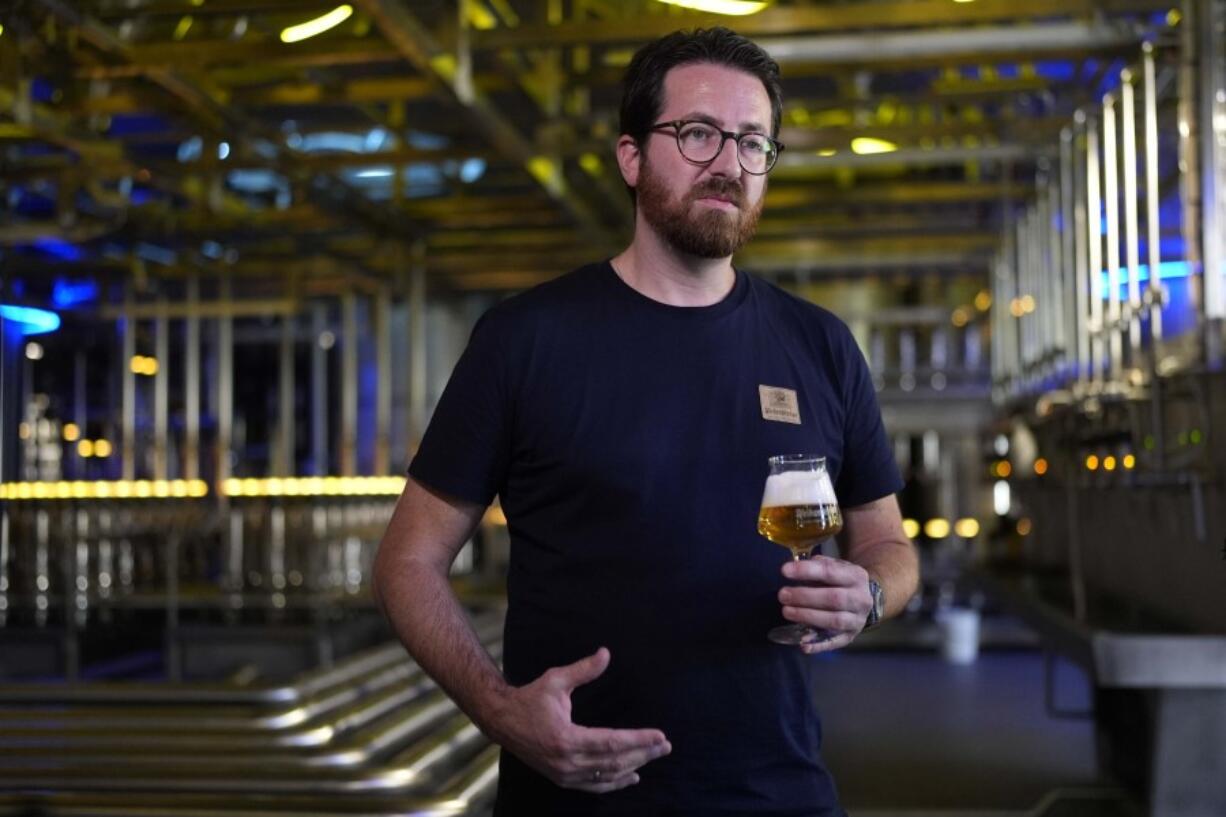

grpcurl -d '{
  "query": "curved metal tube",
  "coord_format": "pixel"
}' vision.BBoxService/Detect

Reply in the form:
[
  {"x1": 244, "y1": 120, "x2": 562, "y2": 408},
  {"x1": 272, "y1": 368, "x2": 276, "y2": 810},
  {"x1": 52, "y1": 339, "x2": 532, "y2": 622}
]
[{"x1": 0, "y1": 743, "x2": 500, "y2": 814}]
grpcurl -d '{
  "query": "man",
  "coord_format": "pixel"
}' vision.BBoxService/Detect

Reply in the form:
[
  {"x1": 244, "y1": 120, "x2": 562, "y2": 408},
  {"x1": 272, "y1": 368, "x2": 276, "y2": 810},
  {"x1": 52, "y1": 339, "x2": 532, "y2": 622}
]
[{"x1": 373, "y1": 27, "x2": 918, "y2": 816}]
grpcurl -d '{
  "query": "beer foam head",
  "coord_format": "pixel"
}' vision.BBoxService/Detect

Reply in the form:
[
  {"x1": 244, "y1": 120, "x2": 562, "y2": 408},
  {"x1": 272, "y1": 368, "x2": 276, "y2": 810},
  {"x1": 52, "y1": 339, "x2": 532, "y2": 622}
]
[{"x1": 761, "y1": 470, "x2": 836, "y2": 508}]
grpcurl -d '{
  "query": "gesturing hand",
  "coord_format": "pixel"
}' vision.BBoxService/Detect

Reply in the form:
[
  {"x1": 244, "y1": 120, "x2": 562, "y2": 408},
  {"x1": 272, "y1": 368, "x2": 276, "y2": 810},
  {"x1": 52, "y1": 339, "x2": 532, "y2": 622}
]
[
  {"x1": 779, "y1": 555, "x2": 873, "y2": 655},
  {"x1": 492, "y1": 647, "x2": 672, "y2": 793}
]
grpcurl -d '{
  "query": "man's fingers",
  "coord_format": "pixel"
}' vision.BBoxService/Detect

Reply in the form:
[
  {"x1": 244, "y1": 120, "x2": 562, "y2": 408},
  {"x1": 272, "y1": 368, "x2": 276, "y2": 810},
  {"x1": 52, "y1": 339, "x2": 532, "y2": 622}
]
[
  {"x1": 573, "y1": 732, "x2": 672, "y2": 771},
  {"x1": 570, "y1": 770, "x2": 641, "y2": 793},
  {"x1": 801, "y1": 632, "x2": 854, "y2": 655},
  {"x1": 781, "y1": 555, "x2": 863, "y2": 586},
  {"x1": 547, "y1": 647, "x2": 611, "y2": 692},
  {"x1": 782, "y1": 605, "x2": 864, "y2": 635},
  {"x1": 572, "y1": 726, "x2": 669, "y2": 757},
  {"x1": 778, "y1": 585, "x2": 869, "y2": 615}
]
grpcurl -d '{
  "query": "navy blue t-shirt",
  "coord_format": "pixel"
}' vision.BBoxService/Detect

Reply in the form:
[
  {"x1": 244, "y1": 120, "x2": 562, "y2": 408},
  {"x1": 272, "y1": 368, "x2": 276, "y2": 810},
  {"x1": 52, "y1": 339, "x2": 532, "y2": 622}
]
[{"x1": 409, "y1": 261, "x2": 902, "y2": 816}]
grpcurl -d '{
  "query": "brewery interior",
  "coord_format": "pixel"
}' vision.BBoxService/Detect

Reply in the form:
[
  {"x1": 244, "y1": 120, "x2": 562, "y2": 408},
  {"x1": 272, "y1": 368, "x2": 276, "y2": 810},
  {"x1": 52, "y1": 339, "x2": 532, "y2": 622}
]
[{"x1": 1, "y1": 0, "x2": 1224, "y2": 815}]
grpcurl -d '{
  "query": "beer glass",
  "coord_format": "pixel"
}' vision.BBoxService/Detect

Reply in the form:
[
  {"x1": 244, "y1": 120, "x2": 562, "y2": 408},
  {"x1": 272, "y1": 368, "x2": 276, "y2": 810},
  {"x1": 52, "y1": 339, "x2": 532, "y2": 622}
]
[{"x1": 758, "y1": 455, "x2": 843, "y2": 645}]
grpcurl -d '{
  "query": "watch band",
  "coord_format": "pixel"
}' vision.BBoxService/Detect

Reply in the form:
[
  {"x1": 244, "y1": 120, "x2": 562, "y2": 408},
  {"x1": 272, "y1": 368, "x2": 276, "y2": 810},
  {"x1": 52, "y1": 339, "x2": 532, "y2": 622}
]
[{"x1": 865, "y1": 577, "x2": 885, "y2": 629}]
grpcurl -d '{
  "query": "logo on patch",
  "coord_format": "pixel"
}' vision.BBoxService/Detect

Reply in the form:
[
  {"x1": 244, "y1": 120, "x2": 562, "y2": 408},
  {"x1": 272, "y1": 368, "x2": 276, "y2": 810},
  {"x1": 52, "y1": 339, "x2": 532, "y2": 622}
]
[{"x1": 759, "y1": 385, "x2": 801, "y2": 424}]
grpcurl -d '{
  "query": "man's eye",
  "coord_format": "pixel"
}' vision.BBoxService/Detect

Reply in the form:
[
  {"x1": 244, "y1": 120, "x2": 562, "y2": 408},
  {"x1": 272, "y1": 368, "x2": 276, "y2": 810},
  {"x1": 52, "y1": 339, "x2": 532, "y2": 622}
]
[
  {"x1": 741, "y1": 136, "x2": 768, "y2": 154},
  {"x1": 681, "y1": 125, "x2": 715, "y2": 141}
]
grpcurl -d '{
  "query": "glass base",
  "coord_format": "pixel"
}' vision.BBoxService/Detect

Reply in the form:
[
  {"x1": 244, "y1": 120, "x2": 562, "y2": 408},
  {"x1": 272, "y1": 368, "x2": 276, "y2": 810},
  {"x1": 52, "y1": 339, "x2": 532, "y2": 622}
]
[{"x1": 768, "y1": 623, "x2": 835, "y2": 646}]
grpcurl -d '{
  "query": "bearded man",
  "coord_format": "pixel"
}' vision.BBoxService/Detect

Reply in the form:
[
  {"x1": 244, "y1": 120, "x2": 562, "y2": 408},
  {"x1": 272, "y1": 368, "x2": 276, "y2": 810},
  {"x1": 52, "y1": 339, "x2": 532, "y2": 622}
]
[{"x1": 373, "y1": 26, "x2": 918, "y2": 817}]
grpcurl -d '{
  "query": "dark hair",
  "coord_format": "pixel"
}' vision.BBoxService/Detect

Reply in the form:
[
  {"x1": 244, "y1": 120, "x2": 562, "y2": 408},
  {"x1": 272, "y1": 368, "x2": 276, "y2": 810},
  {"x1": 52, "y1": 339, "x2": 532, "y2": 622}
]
[{"x1": 619, "y1": 27, "x2": 783, "y2": 144}]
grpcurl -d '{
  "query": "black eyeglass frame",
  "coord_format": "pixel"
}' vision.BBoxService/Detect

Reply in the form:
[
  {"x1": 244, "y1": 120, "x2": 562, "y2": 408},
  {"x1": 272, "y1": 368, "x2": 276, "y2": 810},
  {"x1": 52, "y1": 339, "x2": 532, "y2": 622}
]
[{"x1": 647, "y1": 119, "x2": 785, "y2": 175}]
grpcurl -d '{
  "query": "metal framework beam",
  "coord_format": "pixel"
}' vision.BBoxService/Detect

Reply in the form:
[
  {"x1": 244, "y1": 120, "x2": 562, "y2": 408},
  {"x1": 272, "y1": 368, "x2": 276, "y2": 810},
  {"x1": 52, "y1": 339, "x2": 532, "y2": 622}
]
[
  {"x1": 353, "y1": 0, "x2": 619, "y2": 251},
  {"x1": 471, "y1": 0, "x2": 1166, "y2": 49}
]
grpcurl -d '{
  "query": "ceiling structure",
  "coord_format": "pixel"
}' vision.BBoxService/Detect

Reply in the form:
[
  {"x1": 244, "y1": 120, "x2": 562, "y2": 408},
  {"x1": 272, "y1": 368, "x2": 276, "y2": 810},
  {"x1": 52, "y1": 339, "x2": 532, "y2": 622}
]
[{"x1": 0, "y1": 0, "x2": 1175, "y2": 299}]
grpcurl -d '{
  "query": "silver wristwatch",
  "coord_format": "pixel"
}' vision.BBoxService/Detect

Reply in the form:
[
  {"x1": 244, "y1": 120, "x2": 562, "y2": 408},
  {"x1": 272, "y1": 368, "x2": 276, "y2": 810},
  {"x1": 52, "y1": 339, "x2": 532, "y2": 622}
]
[{"x1": 865, "y1": 577, "x2": 885, "y2": 629}]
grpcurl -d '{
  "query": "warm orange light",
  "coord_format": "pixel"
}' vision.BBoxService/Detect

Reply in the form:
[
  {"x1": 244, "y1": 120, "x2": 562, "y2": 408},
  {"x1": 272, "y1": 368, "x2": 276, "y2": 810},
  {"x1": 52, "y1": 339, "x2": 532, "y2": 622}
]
[
  {"x1": 1016, "y1": 517, "x2": 1033, "y2": 536},
  {"x1": 1085, "y1": 454, "x2": 1099, "y2": 471},
  {"x1": 1034, "y1": 458, "x2": 1048, "y2": 475},
  {"x1": 1103, "y1": 455, "x2": 1117, "y2": 471},
  {"x1": 1123, "y1": 454, "x2": 1136, "y2": 470}
]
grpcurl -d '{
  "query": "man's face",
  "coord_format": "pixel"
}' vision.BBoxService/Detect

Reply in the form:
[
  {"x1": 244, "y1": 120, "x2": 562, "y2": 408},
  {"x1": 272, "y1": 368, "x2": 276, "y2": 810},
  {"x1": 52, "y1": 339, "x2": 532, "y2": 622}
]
[{"x1": 634, "y1": 62, "x2": 771, "y2": 259}]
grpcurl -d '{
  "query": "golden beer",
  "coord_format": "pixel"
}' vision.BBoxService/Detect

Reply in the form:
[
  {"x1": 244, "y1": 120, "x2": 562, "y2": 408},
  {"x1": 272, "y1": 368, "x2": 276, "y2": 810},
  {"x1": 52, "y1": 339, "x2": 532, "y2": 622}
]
[
  {"x1": 759, "y1": 455, "x2": 843, "y2": 645},
  {"x1": 757, "y1": 503, "x2": 843, "y2": 558}
]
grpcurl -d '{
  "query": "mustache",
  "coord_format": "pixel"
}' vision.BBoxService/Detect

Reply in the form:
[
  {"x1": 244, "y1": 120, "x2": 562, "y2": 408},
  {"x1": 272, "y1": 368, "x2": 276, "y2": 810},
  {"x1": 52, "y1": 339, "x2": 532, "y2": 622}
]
[{"x1": 687, "y1": 178, "x2": 745, "y2": 207}]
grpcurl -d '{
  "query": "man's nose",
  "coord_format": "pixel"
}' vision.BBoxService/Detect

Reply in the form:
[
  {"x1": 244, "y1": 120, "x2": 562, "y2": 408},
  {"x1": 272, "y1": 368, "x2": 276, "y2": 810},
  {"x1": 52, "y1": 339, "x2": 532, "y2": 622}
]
[{"x1": 707, "y1": 135, "x2": 742, "y2": 177}]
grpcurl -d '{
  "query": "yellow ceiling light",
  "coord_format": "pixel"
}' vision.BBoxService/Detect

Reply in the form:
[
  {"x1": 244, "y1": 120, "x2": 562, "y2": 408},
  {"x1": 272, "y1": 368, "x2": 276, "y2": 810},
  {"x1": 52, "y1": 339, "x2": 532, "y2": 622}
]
[
  {"x1": 653, "y1": 0, "x2": 770, "y2": 14},
  {"x1": 63, "y1": 423, "x2": 80, "y2": 442},
  {"x1": 466, "y1": 2, "x2": 498, "y2": 30},
  {"x1": 924, "y1": 518, "x2": 951, "y2": 539},
  {"x1": 851, "y1": 137, "x2": 898, "y2": 155},
  {"x1": 954, "y1": 518, "x2": 980, "y2": 538},
  {"x1": 901, "y1": 518, "x2": 920, "y2": 539},
  {"x1": 578, "y1": 153, "x2": 604, "y2": 177},
  {"x1": 94, "y1": 439, "x2": 113, "y2": 458},
  {"x1": 280, "y1": 5, "x2": 354, "y2": 43}
]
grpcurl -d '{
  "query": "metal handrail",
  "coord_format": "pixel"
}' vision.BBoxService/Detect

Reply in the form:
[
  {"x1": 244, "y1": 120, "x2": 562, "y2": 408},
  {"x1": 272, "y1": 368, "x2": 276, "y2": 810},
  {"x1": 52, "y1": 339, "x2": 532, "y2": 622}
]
[
  {"x1": 0, "y1": 699, "x2": 487, "y2": 791},
  {"x1": 0, "y1": 743, "x2": 500, "y2": 814}
]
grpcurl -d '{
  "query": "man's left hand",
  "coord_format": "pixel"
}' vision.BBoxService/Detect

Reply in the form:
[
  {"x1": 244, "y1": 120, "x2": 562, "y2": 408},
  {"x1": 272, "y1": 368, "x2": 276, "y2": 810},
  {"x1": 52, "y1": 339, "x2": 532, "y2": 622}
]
[{"x1": 778, "y1": 556, "x2": 873, "y2": 654}]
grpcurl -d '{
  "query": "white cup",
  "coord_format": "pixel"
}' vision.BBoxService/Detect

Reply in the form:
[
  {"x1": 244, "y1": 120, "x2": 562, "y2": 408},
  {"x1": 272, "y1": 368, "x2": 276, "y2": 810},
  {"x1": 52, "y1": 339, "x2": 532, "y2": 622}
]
[{"x1": 937, "y1": 607, "x2": 980, "y2": 664}]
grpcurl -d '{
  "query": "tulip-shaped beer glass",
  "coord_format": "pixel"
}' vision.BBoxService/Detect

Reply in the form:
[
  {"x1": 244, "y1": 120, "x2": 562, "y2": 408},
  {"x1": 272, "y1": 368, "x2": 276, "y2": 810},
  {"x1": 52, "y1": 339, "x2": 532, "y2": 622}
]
[{"x1": 758, "y1": 455, "x2": 843, "y2": 644}]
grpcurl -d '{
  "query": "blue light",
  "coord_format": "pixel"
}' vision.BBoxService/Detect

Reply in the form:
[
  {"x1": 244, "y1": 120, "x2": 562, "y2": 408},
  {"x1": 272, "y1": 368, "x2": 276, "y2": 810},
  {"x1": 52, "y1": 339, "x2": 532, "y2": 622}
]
[
  {"x1": 1097, "y1": 59, "x2": 1126, "y2": 98},
  {"x1": 31, "y1": 77, "x2": 55, "y2": 103},
  {"x1": 0, "y1": 305, "x2": 61, "y2": 336},
  {"x1": 32, "y1": 237, "x2": 83, "y2": 261},
  {"x1": 52, "y1": 279, "x2": 99, "y2": 308},
  {"x1": 459, "y1": 158, "x2": 487, "y2": 184},
  {"x1": 1096, "y1": 261, "x2": 1189, "y2": 297},
  {"x1": 1036, "y1": 61, "x2": 1076, "y2": 82}
]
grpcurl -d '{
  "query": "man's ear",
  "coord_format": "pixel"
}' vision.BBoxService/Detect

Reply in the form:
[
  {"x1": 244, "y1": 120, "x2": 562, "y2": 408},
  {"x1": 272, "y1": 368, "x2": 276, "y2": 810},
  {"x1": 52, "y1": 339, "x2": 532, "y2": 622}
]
[{"x1": 615, "y1": 134, "x2": 641, "y2": 189}]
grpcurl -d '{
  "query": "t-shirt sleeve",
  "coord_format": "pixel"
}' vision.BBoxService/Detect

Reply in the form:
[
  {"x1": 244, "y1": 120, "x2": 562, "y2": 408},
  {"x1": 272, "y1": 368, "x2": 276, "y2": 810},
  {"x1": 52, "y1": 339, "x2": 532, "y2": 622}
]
[
  {"x1": 835, "y1": 327, "x2": 904, "y2": 508},
  {"x1": 407, "y1": 311, "x2": 511, "y2": 507}
]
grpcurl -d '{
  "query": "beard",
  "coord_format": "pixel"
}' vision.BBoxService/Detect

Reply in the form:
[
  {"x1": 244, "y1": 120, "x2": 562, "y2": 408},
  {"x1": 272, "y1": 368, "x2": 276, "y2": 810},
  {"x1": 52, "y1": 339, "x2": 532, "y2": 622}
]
[{"x1": 635, "y1": 157, "x2": 764, "y2": 259}]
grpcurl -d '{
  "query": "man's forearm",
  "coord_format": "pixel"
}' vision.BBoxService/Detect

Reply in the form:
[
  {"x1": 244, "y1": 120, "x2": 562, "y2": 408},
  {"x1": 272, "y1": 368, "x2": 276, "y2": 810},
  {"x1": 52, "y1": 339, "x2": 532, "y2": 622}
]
[
  {"x1": 375, "y1": 559, "x2": 511, "y2": 737},
  {"x1": 849, "y1": 540, "x2": 919, "y2": 619}
]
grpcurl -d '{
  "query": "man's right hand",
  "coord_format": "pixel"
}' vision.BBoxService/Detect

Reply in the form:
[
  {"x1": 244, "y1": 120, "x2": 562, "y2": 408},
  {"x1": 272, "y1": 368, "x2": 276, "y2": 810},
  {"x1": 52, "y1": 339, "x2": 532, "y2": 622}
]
[{"x1": 488, "y1": 647, "x2": 672, "y2": 793}]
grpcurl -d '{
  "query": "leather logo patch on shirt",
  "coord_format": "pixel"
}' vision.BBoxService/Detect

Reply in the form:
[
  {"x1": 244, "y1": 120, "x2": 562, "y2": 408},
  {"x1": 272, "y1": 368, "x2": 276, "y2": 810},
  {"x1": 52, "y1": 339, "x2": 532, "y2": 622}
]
[{"x1": 759, "y1": 385, "x2": 801, "y2": 424}]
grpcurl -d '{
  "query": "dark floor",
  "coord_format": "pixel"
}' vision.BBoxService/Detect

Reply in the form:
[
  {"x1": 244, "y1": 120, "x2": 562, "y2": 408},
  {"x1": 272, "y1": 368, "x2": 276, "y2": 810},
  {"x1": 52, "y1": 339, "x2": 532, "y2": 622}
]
[{"x1": 811, "y1": 643, "x2": 1121, "y2": 816}]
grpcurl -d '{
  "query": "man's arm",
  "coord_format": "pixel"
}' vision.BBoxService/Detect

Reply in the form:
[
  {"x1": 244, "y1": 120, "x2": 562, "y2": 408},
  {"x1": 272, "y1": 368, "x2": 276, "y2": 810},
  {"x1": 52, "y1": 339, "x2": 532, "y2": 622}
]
[
  {"x1": 838, "y1": 494, "x2": 919, "y2": 619},
  {"x1": 777, "y1": 494, "x2": 919, "y2": 654},
  {"x1": 373, "y1": 477, "x2": 670, "y2": 792}
]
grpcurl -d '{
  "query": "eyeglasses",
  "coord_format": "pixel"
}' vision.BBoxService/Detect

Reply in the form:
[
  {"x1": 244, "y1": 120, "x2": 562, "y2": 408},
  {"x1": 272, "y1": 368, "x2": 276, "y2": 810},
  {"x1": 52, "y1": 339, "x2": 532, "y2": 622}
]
[{"x1": 648, "y1": 120, "x2": 784, "y2": 175}]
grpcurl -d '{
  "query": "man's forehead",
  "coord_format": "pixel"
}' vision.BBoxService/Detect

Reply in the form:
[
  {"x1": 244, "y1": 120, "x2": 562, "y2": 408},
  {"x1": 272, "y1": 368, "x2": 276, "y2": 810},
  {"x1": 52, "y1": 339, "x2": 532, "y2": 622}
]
[{"x1": 660, "y1": 62, "x2": 771, "y2": 126}]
